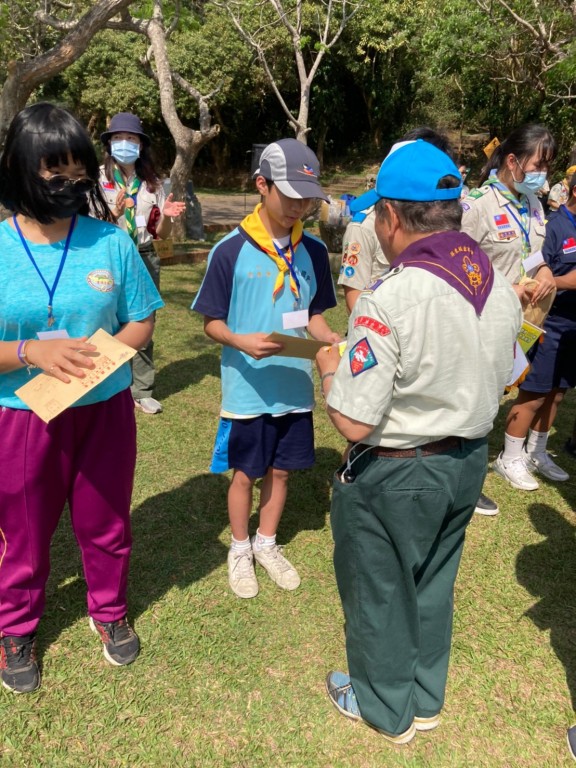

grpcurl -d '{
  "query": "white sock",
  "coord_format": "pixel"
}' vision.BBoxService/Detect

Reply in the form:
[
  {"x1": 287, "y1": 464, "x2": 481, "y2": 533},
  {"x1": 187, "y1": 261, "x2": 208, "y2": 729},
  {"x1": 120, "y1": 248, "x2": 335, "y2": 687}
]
[
  {"x1": 230, "y1": 535, "x2": 251, "y2": 552},
  {"x1": 252, "y1": 529, "x2": 276, "y2": 551},
  {"x1": 525, "y1": 429, "x2": 549, "y2": 457},
  {"x1": 502, "y1": 433, "x2": 526, "y2": 463}
]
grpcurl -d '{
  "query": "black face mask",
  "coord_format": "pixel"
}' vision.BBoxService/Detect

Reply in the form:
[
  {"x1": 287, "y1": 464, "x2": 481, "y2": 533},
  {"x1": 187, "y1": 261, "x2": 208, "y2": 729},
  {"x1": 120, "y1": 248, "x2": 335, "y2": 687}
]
[{"x1": 37, "y1": 175, "x2": 94, "y2": 220}]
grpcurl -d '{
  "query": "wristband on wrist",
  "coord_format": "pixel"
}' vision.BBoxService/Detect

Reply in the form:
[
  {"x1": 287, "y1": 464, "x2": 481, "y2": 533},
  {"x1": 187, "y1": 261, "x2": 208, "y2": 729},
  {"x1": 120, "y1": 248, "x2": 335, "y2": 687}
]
[
  {"x1": 320, "y1": 371, "x2": 336, "y2": 399},
  {"x1": 17, "y1": 339, "x2": 38, "y2": 373},
  {"x1": 16, "y1": 339, "x2": 28, "y2": 364}
]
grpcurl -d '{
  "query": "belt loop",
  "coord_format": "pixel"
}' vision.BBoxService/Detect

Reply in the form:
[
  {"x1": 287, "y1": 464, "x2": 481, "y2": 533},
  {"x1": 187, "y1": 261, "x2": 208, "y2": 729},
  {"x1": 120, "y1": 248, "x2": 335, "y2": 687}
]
[{"x1": 415, "y1": 446, "x2": 422, "y2": 459}]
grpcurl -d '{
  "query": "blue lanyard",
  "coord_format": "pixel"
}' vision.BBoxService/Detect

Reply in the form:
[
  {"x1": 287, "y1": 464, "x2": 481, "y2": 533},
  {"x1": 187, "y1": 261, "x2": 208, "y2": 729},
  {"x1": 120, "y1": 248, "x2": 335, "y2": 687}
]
[
  {"x1": 561, "y1": 204, "x2": 576, "y2": 230},
  {"x1": 273, "y1": 241, "x2": 301, "y2": 297},
  {"x1": 503, "y1": 202, "x2": 531, "y2": 250},
  {"x1": 487, "y1": 173, "x2": 532, "y2": 251},
  {"x1": 13, "y1": 215, "x2": 76, "y2": 327}
]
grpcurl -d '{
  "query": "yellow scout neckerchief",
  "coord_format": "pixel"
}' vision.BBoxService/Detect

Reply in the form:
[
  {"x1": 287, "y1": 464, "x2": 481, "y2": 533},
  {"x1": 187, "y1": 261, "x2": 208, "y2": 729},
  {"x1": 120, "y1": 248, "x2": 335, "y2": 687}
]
[{"x1": 240, "y1": 203, "x2": 303, "y2": 302}]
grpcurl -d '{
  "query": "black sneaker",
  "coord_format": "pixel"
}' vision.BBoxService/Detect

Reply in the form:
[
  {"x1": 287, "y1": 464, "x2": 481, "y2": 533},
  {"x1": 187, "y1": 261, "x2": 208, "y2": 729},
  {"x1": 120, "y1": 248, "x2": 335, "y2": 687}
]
[
  {"x1": 564, "y1": 439, "x2": 576, "y2": 460},
  {"x1": 567, "y1": 725, "x2": 576, "y2": 759},
  {"x1": 89, "y1": 617, "x2": 140, "y2": 666},
  {"x1": 0, "y1": 634, "x2": 40, "y2": 693},
  {"x1": 474, "y1": 493, "x2": 499, "y2": 516}
]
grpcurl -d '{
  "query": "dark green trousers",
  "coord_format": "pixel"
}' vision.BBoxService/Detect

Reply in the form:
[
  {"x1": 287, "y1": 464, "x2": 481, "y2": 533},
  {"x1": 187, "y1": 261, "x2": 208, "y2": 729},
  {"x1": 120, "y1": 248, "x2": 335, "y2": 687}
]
[{"x1": 331, "y1": 438, "x2": 487, "y2": 735}]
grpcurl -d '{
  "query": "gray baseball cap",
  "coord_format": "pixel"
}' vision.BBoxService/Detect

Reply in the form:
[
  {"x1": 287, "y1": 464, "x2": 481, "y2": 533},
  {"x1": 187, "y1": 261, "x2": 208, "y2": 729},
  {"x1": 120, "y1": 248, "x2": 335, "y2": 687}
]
[{"x1": 254, "y1": 138, "x2": 328, "y2": 201}]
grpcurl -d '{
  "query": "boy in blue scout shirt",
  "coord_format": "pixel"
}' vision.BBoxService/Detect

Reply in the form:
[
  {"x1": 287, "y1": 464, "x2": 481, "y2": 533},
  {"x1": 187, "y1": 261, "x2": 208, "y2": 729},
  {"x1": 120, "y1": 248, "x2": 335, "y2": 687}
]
[{"x1": 193, "y1": 139, "x2": 340, "y2": 599}]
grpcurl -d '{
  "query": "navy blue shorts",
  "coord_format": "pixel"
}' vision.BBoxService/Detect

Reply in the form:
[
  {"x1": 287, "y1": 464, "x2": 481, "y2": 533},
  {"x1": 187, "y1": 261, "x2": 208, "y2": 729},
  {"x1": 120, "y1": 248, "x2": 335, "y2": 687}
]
[
  {"x1": 521, "y1": 312, "x2": 576, "y2": 393},
  {"x1": 226, "y1": 412, "x2": 315, "y2": 478}
]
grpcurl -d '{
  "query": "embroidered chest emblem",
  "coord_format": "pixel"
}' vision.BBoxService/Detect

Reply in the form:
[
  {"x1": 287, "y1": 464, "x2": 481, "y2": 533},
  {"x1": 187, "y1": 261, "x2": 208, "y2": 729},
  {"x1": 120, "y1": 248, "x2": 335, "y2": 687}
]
[
  {"x1": 87, "y1": 269, "x2": 114, "y2": 292},
  {"x1": 349, "y1": 337, "x2": 378, "y2": 376}
]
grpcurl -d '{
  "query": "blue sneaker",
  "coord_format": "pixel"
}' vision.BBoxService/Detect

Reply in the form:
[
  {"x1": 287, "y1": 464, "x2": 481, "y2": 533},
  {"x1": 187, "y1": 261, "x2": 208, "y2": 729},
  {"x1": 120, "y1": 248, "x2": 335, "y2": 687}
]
[
  {"x1": 567, "y1": 725, "x2": 576, "y2": 760},
  {"x1": 325, "y1": 670, "x2": 362, "y2": 721},
  {"x1": 325, "y1": 671, "x2": 416, "y2": 744}
]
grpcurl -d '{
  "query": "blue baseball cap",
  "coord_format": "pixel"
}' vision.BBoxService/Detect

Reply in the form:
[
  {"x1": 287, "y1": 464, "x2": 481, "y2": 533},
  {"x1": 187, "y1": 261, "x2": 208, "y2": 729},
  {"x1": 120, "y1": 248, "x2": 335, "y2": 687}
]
[{"x1": 350, "y1": 140, "x2": 462, "y2": 213}]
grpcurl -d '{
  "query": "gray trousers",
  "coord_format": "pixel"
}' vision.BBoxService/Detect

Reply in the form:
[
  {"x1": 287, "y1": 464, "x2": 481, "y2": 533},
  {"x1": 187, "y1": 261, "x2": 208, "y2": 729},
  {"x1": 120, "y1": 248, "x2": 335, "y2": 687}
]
[{"x1": 131, "y1": 244, "x2": 160, "y2": 400}]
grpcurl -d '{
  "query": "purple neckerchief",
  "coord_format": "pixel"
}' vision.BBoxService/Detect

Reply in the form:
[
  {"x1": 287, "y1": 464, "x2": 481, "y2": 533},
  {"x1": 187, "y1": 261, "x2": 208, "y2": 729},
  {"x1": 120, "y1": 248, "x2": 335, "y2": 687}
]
[{"x1": 394, "y1": 231, "x2": 494, "y2": 315}]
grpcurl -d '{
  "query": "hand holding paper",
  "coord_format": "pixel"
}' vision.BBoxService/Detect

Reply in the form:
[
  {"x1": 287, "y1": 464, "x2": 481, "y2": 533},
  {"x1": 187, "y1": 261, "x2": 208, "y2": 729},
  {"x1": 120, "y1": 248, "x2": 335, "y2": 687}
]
[{"x1": 16, "y1": 329, "x2": 137, "y2": 423}]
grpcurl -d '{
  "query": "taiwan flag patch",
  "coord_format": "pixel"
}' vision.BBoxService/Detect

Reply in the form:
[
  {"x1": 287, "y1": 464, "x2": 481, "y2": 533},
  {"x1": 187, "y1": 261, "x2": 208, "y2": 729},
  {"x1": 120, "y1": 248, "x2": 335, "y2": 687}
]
[
  {"x1": 349, "y1": 337, "x2": 378, "y2": 376},
  {"x1": 101, "y1": 181, "x2": 116, "y2": 190},
  {"x1": 563, "y1": 237, "x2": 576, "y2": 254},
  {"x1": 494, "y1": 214, "x2": 510, "y2": 229}
]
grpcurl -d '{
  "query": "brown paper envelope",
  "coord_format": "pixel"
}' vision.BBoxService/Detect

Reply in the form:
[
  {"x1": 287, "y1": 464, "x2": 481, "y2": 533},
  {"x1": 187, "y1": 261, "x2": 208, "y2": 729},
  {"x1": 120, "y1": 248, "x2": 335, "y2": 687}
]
[{"x1": 16, "y1": 328, "x2": 137, "y2": 423}]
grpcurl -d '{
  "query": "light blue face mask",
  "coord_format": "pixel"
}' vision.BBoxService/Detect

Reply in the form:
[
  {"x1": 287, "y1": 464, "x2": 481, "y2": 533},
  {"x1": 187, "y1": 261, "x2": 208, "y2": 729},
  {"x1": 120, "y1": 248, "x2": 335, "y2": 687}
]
[
  {"x1": 111, "y1": 140, "x2": 140, "y2": 165},
  {"x1": 512, "y1": 158, "x2": 547, "y2": 196}
]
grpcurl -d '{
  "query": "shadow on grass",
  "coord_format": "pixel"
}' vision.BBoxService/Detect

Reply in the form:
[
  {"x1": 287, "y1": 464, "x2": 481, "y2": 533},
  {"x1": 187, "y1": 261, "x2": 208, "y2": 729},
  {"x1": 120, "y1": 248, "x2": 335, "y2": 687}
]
[
  {"x1": 154, "y1": 352, "x2": 220, "y2": 400},
  {"x1": 39, "y1": 445, "x2": 341, "y2": 660},
  {"x1": 516, "y1": 502, "x2": 576, "y2": 708}
]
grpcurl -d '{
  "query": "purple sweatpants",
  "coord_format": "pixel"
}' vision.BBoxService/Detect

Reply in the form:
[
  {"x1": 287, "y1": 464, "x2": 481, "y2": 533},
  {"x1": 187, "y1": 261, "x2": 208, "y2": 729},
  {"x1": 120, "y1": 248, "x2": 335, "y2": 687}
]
[{"x1": 0, "y1": 389, "x2": 136, "y2": 636}]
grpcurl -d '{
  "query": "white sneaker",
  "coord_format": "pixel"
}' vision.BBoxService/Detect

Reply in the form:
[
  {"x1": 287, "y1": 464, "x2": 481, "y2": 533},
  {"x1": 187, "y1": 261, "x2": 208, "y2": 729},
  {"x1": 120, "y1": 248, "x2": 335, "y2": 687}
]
[
  {"x1": 251, "y1": 538, "x2": 301, "y2": 590},
  {"x1": 227, "y1": 549, "x2": 258, "y2": 598},
  {"x1": 134, "y1": 397, "x2": 163, "y2": 414},
  {"x1": 522, "y1": 449, "x2": 569, "y2": 482},
  {"x1": 493, "y1": 452, "x2": 539, "y2": 491}
]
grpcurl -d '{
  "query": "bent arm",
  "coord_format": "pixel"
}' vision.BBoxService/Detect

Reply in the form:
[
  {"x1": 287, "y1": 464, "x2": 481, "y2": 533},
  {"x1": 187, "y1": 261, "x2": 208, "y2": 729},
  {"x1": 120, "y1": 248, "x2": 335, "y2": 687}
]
[
  {"x1": 204, "y1": 316, "x2": 283, "y2": 359},
  {"x1": 114, "y1": 316, "x2": 155, "y2": 349}
]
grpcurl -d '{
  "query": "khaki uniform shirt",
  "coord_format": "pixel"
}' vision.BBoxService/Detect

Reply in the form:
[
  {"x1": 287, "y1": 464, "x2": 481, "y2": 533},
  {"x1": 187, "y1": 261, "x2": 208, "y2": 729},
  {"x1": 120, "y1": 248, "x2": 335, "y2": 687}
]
[
  {"x1": 460, "y1": 185, "x2": 546, "y2": 283},
  {"x1": 337, "y1": 209, "x2": 391, "y2": 290},
  {"x1": 328, "y1": 262, "x2": 522, "y2": 448},
  {"x1": 98, "y1": 167, "x2": 166, "y2": 248}
]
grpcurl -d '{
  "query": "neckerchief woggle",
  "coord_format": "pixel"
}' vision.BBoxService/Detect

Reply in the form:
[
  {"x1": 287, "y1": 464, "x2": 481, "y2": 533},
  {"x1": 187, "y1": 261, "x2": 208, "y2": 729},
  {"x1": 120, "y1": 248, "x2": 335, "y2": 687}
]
[
  {"x1": 13, "y1": 214, "x2": 76, "y2": 327},
  {"x1": 240, "y1": 203, "x2": 303, "y2": 302},
  {"x1": 394, "y1": 231, "x2": 494, "y2": 315},
  {"x1": 113, "y1": 166, "x2": 142, "y2": 243},
  {"x1": 484, "y1": 172, "x2": 532, "y2": 275}
]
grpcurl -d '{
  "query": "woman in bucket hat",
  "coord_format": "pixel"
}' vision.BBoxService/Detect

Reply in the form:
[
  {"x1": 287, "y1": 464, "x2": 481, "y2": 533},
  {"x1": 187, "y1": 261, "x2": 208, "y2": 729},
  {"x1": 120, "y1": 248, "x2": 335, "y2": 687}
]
[{"x1": 100, "y1": 112, "x2": 185, "y2": 414}]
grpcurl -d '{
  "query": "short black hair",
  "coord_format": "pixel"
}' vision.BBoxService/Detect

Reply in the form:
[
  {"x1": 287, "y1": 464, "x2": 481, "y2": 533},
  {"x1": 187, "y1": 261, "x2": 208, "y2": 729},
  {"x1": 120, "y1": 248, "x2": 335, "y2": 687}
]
[
  {"x1": 400, "y1": 126, "x2": 455, "y2": 161},
  {"x1": 0, "y1": 102, "x2": 112, "y2": 223}
]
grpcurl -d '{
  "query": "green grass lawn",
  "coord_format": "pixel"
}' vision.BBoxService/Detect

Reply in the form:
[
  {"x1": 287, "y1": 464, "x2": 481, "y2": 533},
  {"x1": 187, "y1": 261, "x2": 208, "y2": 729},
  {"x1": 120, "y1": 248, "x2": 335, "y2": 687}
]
[{"x1": 2, "y1": 262, "x2": 576, "y2": 767}]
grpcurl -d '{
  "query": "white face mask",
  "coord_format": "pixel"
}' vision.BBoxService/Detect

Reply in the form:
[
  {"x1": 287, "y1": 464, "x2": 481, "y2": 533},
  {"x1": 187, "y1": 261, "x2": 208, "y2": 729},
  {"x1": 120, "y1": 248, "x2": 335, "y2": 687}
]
[{"x1": 111, "y1": 140, "x2": 140, "y2": 165}]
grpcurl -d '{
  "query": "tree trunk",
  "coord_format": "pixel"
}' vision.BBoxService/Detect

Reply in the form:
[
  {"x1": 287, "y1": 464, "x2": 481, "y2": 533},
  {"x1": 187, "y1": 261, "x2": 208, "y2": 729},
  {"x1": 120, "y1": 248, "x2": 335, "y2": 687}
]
[{"x1": 0, "y1": 0, "x2": 134, "y2": 147}]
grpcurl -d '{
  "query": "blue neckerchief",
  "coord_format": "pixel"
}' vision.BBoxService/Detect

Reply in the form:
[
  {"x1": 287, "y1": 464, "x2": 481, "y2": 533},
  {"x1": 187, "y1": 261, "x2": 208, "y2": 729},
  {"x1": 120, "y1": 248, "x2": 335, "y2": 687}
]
[{"x1": 273, "y1": 241, "x2": 301, "y2": 299}]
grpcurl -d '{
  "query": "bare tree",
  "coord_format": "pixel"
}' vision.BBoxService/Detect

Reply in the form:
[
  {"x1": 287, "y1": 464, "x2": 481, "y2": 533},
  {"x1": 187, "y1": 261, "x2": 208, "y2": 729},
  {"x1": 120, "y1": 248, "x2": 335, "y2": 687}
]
[
  {"x1": 105, "y1": 0, "x2": 220, "y2": 239},
  {"x1": 0, "y1": 0, "x2": 135, "y2": 147},
  {"x1": 474, "y1": 0, "x2": 576, "y2": 102},
  {"x1": 216, "y1": 0, "x2": 363, "y2": 143}
]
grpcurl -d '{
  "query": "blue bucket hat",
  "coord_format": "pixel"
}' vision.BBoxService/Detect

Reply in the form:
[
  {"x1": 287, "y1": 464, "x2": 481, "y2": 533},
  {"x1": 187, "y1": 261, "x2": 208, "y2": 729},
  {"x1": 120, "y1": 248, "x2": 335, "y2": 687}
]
[
  {"x1": 350, "y1": 140, "x2": 462, "y2": 213},
  {"x1": 101, "y1": 113, "x2": 150, "y2": 146}
]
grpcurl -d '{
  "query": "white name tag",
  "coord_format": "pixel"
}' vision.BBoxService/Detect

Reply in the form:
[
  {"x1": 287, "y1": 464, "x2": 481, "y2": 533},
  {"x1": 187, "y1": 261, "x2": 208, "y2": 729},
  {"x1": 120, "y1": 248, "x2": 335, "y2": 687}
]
[
  {"x1": 37, "y1": 330, "x2": 70, "y2": 340},
  {"x1": 282, "y1": 309, "x2": 309, "y2": 330},
  {"x1": 136, "y1": 215, "x2": 147, "y2": 228},
  {"x1": 523, "y1": 250, "x2": 546, "y2": 277}
]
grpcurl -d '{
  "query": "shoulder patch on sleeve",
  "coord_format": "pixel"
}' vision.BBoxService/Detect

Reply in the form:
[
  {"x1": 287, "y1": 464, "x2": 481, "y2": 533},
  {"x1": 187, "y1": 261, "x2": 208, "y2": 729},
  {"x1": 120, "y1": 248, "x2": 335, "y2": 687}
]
[
  {"x1": 349, "y1": 337, "x2": 378, "y2": 376},
  {"x1": 467, "y1": 188, "x2": 485, "y2": 200},
  {"x1": 354, "y1": 315, "x2": 390, "y2": 336},
  {"x1": 352, "y1": 211, "x2": 367, "y2": 223}
]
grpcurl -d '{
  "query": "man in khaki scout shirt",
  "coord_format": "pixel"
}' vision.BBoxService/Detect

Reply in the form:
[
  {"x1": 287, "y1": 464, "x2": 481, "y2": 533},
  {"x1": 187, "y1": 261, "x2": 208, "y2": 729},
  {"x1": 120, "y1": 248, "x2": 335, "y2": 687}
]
[{"x1": 316, "y1": 140, "x2": 521, "y2": 746}]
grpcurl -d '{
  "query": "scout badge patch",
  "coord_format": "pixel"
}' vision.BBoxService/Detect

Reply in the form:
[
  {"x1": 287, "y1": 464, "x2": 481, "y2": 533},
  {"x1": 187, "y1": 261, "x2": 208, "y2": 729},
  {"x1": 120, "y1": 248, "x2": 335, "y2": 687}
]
[{"x1": 349, "y1": 337, "x2": 378, "y2": 376}]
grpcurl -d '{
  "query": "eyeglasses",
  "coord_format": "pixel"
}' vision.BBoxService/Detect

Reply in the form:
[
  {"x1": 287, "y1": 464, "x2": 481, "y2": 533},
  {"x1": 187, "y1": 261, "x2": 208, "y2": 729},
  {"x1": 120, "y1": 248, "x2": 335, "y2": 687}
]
[{"x1": 44, "y1": 174, "x2": 96, "y2": 194}]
